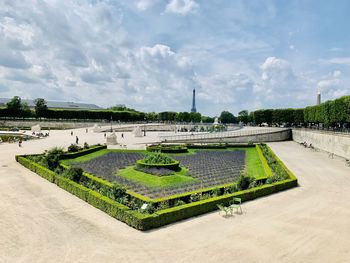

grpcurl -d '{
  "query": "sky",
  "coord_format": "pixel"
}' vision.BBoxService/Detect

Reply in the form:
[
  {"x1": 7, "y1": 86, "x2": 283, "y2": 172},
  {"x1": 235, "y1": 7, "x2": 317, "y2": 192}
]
[{"x1": 0, "y1": 0, "x2": 350, "y2": 116}]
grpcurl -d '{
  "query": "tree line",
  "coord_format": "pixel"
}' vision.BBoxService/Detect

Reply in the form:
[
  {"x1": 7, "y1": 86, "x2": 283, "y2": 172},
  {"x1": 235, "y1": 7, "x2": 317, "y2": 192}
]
[
  {"x1": 250, "y1": 96, "x2": 350, "y2": 127},
  {"x1": 1, "y1": 95, "x2": 349, "y2": 126},
  {"x1": 0, "y1": 96, "x2": 215, "y2": 123}
]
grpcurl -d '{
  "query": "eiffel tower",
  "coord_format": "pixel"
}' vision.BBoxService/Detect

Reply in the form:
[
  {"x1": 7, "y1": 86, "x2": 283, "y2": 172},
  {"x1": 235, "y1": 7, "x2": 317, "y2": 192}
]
[{"x1": 191, "y1": 88, "x2": 197, "y2": 113}]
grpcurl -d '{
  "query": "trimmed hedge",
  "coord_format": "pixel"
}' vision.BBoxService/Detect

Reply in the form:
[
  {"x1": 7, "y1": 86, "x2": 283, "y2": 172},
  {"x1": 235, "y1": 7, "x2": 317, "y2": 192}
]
[
  {"x1": 17, "y1": 156, "x2": 56, "y2": 183},
  {"x1": 16, "y1": 144, "x2": 298, "y2": 231},
  {"x1": 304, "y1": 95, "x2": 350, "y2": 126},
  {"x1": 256, "y1": 145, "x2": 273, "y2": 177},
  {"x1": 60, "y1": 145, "x2": 106, "y2": 160},
  {"x1": 143, "y1": 178, "x2": 297, "y2": 229},
  {"x1": 136, "y1": 159, "x2": 180, "y2": 171},
  {"x1": 146, "y1": 144, "x2": 188, "y2": 153}
]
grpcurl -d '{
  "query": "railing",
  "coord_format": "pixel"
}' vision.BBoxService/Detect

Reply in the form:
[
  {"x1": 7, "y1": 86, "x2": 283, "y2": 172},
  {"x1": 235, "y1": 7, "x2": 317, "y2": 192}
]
[{"x1": 159, "y1": 128, "x2": 290, "y2": 142}]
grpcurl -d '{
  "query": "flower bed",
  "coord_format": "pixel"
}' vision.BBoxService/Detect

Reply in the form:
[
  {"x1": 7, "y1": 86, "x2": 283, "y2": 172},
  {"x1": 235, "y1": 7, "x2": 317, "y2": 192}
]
[{"x1": 16, "y1": 144, "x2": 298, "y2": 231}]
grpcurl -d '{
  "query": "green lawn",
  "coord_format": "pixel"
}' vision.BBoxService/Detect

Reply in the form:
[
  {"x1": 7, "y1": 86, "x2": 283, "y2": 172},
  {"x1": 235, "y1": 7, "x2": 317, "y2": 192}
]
[
  {"x1": 243, "y1": 147, "x2": 266, "y2": 178},
  {"x1": 117, "y1": 166, "x2": 198, "y2": 188}
]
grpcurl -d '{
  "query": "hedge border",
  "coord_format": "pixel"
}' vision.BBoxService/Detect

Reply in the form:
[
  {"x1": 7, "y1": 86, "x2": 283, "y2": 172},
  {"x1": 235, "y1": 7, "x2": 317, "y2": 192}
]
[
  {"x1": 60, "y1": 144, "x2": 107, "y2": 160},
  {"x1": 136, "y1": 159, "x2": 180, "y2": 171},
  {"x1": 256, "y1": 144, "x2": 273, "y2": 177},
  {"x1": 16, "y1": 144, "x2": 298, "y2": 231},
  {"x1": 146, "y1": 145, "x2": 188, "y2": 153}
]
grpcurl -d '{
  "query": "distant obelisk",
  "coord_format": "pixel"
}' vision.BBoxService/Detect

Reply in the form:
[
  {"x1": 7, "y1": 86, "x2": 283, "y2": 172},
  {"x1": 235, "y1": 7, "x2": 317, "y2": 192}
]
[
  {"x1": 317, "y1": 91, "x2": 321, "y2": 105},
  {"x1": 191, "y1": 88, "x2": 197, "y2": 113}
]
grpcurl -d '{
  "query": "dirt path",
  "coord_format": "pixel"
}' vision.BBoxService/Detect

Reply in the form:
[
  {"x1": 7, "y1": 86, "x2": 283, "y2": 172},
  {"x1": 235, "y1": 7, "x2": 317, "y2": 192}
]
[{"x1": 0, "y1": 132, "x2": 349, "y2": 262}]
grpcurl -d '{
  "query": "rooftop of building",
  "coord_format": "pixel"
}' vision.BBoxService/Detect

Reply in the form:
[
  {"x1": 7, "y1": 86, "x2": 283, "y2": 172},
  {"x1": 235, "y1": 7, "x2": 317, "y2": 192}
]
[{"x1": 0, "y1": 98, "x2": 103, "y2": 110}]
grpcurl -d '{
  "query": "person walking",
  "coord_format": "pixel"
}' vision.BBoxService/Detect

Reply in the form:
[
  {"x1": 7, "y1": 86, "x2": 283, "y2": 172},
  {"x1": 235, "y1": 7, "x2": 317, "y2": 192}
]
[
  {"x1": 18, "y1": 138, "x2": 22, "y2": 147},
  {"x1": 76, "y1": 136, "x2": 79, "y2": 144},
  {"x1": 121, "y1": 133, "x2": 124, "y2": 139},
  {"x1": 71, "y1": 131, "x2": 73, "y2": 136}
]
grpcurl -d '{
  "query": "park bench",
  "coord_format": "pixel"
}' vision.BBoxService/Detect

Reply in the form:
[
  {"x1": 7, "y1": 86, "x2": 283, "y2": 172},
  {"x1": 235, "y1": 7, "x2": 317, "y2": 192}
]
[{"x1": 229, "y1": 197, "x2": 242, "y2": 214}]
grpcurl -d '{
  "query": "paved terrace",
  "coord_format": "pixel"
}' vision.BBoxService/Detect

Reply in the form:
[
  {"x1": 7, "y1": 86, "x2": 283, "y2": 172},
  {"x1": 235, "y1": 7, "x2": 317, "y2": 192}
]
[{"x1": 0, "y1": 128, "x2": 349, "y2": 262}]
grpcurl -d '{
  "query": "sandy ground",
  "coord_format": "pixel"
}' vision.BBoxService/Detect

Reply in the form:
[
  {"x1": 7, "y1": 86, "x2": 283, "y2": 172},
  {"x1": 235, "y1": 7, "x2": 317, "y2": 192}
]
[{"x1": 0, "y1": 128, "x2": 350, "y2": 262}]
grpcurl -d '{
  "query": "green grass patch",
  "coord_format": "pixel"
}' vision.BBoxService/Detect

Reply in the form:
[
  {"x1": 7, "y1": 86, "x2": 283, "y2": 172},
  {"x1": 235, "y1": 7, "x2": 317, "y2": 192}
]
[
  {"x1": 117, "y1": 166, "x2": 198, "y2": 188},
  {"x1": 243, "y1": 147, "x2": 266, "y2": 178}
]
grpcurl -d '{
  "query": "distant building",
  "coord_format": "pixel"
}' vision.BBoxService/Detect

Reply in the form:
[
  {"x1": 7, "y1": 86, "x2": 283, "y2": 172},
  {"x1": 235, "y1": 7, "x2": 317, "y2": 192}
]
[
  {"x1": 191, "y1": 88, "x2": 197, "y2": 113},
  {"x1": 0, "y1": 98, "x2": 102, "y2": 110},
  {"x1": 317, "y1": 91, "x2": 321, "y2": 105}
]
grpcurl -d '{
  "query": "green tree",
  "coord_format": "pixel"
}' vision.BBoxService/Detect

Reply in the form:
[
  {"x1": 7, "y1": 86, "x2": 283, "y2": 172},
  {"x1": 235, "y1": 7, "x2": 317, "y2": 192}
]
[
  {"x1": 219, "y1": 111, "x2": 237, "y2": 124},
  {"x1": 6, "y1": 96, "x2": 22, "y2": 117},
  {"x1": 6, "y1": 96, "x2": 32, "y2": 117},
  {"x1": 145, "y1": 112, "x2": 158, "y2": 121},
  {"x1": 189, "y1": 112, "x2": 201, "y2": 122},
  {"x1": 201, "y1": 115, "x2": 214, "y2": 123},
  {"x1": 34, "y1": 98, "x2": 48, "y2": 118},
  {"x1": 238, "y1": 110, "x2": 249, "y2": 124},
  {"x1": 252, "y1": 109, "x2": 273, "y2": 125}
]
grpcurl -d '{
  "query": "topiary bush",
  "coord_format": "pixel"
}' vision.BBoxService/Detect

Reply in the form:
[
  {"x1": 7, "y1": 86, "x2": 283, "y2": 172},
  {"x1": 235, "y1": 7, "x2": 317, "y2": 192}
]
[
  {"x1": 136, "y1": 153, "x2": 180, "y2": 171},
  {"x1": 142, "y1": 153, "x2": 176, "y2": 165},
  {"x1": 68, "y1": 144, "x2": 81, "y2": 152}
]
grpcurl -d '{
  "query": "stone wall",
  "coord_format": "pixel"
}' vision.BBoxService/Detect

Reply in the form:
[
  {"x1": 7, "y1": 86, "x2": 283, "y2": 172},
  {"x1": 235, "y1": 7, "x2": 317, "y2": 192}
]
[
  {"x1": 164, "y1": 129, "x2": 291, "y2": 144},
  {"x1": 292, "y1": 129, "x2": 350, "y2": 159},
  {"x1": 0, "y1": 120, "x2": 96, "y2": 129}
]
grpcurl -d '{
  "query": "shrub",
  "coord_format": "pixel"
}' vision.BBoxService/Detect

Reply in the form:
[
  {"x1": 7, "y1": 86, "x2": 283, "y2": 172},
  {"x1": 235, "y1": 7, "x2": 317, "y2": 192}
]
[
  {"x1": 266, "y1": 173, "x2": 289, "y2": 184},
  {"x1": 210, "y1": 188, "x2": 221, "y2": 197},
  {"x1": 259, "y1": 144, "x2": 289, "y2": 181},
  {"x1": 142, "y1": 153, "x2": 176, "y2": 165},
  {"x1": 236, "y1": 173, "x2": 254, "y2": 191},
  {"x1": 157, "y1": 201, "x2": 170, "y2": 210},
  {"x1": 174, "y1": 200, "x2": 186, "y2": 207},
  {"x1": 146, "y1": 144, "x2": 188, "y2": 153},
  {"x1": 62, "y1": 167, "x2": 83, "y2": 182},
  {"x1": 83, "y1": 142, "x2": 89, "y2": 149},
  {"x1": 68, "y1": 144, "x2": 81, "y2": 152},
  {"x1": 190, "y1": 193, "x2": 201, "y2": 202},
  {"x1": 137, "y1": 153, "x2": 180, "y2": 171},
  {"x1": 45, "y1": 147, "x2": 64, "y2": 170},
  {"x1": 108, "y1": 183, "x2": 127, "y2": 200},
  {"x1": 139, "y1": 203, "x2": 155, "y2": 214}
]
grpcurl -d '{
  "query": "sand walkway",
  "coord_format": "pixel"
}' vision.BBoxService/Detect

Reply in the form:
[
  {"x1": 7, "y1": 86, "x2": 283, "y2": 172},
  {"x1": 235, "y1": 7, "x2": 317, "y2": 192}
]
[{"x1": 0, "y1": 129, "x2": 349, "y2": 262}]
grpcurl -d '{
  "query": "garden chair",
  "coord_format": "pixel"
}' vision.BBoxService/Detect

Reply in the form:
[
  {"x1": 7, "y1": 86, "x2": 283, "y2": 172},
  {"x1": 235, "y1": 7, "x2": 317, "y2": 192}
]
[
  {"x1": 217, "y1": 204, "x2": 231, "y2": 216},
  {"x1": 230, "y1": 197, "x2": 242, "y2": 214}
]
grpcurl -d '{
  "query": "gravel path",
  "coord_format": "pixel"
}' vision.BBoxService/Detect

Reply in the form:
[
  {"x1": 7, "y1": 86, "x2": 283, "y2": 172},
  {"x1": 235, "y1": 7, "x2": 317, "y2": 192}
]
[{"x1": 0, "y1": 129, "x2": 349, "y2": 262}]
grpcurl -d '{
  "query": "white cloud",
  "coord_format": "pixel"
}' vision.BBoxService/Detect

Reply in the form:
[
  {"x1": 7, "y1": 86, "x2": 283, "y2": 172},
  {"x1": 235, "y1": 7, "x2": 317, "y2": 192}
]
[
  {"x1": 327, "y1": 57, "x2": 350, "y2": 66},
  {"x1": 164, "y1": 0, "x2": 199, "y2": 15},
  {"x1": 135, "y1": 0, "x2": 156, "y2": 11},
  {"x1": 333, "y1": 70, "x2": 341, "y2": 77},
  {"x1": 261, "y1": 57, "x2": 296, "y2": 89}
]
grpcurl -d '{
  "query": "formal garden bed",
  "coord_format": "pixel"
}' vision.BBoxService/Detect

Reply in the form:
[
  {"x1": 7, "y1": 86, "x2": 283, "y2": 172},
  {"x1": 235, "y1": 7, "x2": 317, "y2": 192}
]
[{"x1": 16, "y1": 143, "x2": 297, "y2": 230}]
